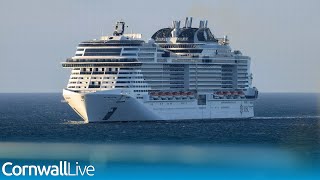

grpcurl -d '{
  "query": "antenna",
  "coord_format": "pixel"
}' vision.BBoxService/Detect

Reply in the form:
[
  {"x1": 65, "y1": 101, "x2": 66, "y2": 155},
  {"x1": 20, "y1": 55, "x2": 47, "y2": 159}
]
[{"x1": 101, "y1": 28, "x2": 106, "y2": 42}]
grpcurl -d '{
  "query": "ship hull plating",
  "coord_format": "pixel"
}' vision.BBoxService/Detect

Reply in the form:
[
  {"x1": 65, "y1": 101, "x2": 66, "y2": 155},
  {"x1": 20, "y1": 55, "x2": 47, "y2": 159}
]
[{"x1": 63, "y1": 89, "x2": 254, "y2": 123}]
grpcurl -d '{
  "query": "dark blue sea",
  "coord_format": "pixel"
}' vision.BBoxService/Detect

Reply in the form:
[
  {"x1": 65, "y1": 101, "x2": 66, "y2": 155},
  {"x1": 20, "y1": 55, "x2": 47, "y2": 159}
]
[{"x1": 0, "y1": 93, "x2": 319, "y2": 179}]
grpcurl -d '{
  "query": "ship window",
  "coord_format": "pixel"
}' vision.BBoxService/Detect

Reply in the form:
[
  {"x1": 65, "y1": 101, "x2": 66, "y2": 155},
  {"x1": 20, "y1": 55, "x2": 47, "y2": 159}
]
[
  {"x1": 123, "y1": 48, "x2": 139, "y2": 51},
  {"x1": 169, "y1": 49, "x2": 203, "y2": 53},
  {"x1": 85, "y1": 48, "x2": 122, "y2": 53},
  {"x1": 75, "y1": 54, "x2": 82, "y2": 56},
  {"x1": 122, "y1": 53, "x2": 137, "y2": 56},
  {"x1": 162, "y1": 51, "x2": 170, "y2": 57},
  {"x1": 83, "y1": 52, "x2": 121, "y2": 56}
]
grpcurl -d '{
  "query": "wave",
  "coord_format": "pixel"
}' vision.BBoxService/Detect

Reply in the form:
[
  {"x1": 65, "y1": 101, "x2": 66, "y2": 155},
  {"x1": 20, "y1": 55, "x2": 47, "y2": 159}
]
[
  {"x1": 62, "y1": 120, "x2": 87, "y2": 125},
  {"x1": 60, "y1": 116, "x2": 320, "y2": 124}
]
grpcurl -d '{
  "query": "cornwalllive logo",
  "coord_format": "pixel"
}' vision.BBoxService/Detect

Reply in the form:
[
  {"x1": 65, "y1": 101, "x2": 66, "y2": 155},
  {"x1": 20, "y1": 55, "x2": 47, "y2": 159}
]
[{"x1": 1, "y1": 161, "x2": 95, "y2": 177}]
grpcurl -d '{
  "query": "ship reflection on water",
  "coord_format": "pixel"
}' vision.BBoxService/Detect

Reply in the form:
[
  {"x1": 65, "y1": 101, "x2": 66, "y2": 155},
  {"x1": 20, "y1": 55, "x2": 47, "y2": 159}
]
[{"x1": 0, "y1": 142, "x2": 319, "y2": 179}]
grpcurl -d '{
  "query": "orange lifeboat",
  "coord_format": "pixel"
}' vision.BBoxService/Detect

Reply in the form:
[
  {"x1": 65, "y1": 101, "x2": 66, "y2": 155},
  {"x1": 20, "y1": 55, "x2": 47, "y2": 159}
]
[
  {"x1": 165, "y1": 92, "x2": 172, "y2": 96},
  {"x1": 181, "y1": 92, "x2": 188, "y2": 98},
  {"x1": 158, "y1": 92, "x2": 165, "y2": 96},
  {"x1": 150, "y1": 92, "x2": 156, "y2": 96},
  {"x1": 172, "y1": 92, "x2": 180, "y2": 96},
  {"x1": 186, "y1": 92, "x2": 193, "y2": 96}
]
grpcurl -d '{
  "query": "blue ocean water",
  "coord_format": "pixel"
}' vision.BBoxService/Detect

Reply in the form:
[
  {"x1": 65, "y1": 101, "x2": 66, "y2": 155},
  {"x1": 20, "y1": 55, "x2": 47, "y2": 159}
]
[
  {"x1": 0, "y1": 93, "x2": 319, "y2": 145},
  {"x1": 0, "y1": 93, "x2": 319, "y2": 179}
]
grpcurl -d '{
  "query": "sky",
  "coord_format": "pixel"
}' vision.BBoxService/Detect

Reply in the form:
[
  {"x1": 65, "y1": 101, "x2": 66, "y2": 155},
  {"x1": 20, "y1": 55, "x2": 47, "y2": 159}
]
[{"x1": 0, "y1": 0, "x2": 319, "y2": 93}]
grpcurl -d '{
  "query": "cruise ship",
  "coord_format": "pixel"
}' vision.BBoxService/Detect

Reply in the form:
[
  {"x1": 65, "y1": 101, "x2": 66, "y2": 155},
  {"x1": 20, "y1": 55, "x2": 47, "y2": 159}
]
[{"x1": 62, "y1": 17, "x2": 258, "y2": 122}]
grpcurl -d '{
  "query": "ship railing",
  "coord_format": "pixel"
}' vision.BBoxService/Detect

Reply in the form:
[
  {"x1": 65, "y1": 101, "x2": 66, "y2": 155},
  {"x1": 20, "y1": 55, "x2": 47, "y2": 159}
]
[{"x1": 65, "y1": 58, "x2": 138, "y2": 63}]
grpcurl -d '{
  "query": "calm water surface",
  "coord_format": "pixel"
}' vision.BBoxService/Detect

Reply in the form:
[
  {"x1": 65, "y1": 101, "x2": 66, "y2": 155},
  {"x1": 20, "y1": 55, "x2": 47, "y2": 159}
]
[
  {"x1": 0, "y1": 93, "x2": 319, "y2": 146},
  {"x1": 0, "y1": 93, "x2": 319, "y2": 179}
]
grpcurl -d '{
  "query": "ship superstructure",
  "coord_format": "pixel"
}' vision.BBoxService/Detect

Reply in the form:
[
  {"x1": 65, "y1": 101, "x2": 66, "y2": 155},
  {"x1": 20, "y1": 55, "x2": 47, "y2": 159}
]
[{"x1": 62, "y1": 18, "x2": 258, "y2": 122}]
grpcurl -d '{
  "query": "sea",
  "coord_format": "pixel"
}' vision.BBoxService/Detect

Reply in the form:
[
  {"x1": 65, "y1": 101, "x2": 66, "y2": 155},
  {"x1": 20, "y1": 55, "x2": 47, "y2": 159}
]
[{"x1": 0, "y1": 93, "x2": 319, "y2": 179}]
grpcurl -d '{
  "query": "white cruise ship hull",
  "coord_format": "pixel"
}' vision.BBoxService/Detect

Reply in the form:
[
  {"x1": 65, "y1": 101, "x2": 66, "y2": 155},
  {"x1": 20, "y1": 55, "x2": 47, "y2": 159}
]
[{"x1": 63, "y1": 89, "x2": 254, "y2": 123}]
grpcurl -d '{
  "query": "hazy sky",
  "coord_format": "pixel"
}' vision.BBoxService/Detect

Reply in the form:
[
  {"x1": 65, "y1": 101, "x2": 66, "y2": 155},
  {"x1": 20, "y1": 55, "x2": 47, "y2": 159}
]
[{"x1": 0, "y1": 0, "x2": 319, "y2": 93}]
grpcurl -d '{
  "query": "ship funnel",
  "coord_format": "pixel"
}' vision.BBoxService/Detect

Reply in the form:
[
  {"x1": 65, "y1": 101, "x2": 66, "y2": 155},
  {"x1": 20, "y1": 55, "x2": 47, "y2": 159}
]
[
  {"x1": 171, "y1": 20, "x2": 181, "y2": 37},
  {"x1": 205, "y1": 20, "x2": 208, "y2": 28},
  {"x1": 184, "y1": 17, "x2": 189, "y2": 28},
  {"x1": 172, "y1": 20, "x2": 181, "y2": 29},
  {"x1": 188, "y1": 17, "x2": 193, "y2": 28},
  {"x1": 199, "y1": 20, "x2": 205, "y2": 28},
  {"x1": 184, "y1": 17, "x2": 193, "y2": 28}
]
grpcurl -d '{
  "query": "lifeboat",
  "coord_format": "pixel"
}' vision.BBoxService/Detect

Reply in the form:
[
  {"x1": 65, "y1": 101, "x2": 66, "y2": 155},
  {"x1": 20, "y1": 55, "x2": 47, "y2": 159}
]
[
  {"x1": 165, "y1": 92, "x2": 172, "y2": 96},
  {"x1": 150, "y1": 92, "x2": 156, "y2": 96},
  {"x1": 186, "y1": 92, "x2": 195, "y2": 99},
  {"x1": 150, "y1": 92, "x2": 160, "y2": 100},
  {"x1": 165, "y1": 92, "x2": 173, "y2": 99},
  {"x1": 214, "y1": 91, "x2": 224, "y2": 99},
  {"x1": 181, "y1": 92, "x2": 188, "y2": 99},
  {"x1": 213, "y1": 92, "x2": 220, "y2": 99},
  {"x1": 186, "y1": 92, "x2": 193, "y2": 96},
  {"x1": 157, "y1": 92, "x2": 174, "y2": 100},
  {"x1": 172, "y1": 92, "x2": 180, "y2": 96},
  {"x1": 172, "y1": 92, "x2": 181, "y2": 99},
  {"x1": 180, "y1": 92, "x2": 187, "y2": 95},
  {"x1": 158, "y1": 92, "x2": 165, "y2": 96},
  {"x1": 189, "y1": 93, "x2": 196, "y2": 99}
]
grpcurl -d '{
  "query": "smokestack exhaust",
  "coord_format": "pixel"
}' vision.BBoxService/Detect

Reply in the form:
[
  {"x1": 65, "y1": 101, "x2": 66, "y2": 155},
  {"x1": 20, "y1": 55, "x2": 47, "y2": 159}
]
[
  {"x1": 188, "y1": 17, "x2": 193, "y2": 28},
  {"x1": 184, "y1": 17, "x2": 188, "y2": 28},
  {"x1": 199, "y1": 20, "x2": 204, "y2": 28}
]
